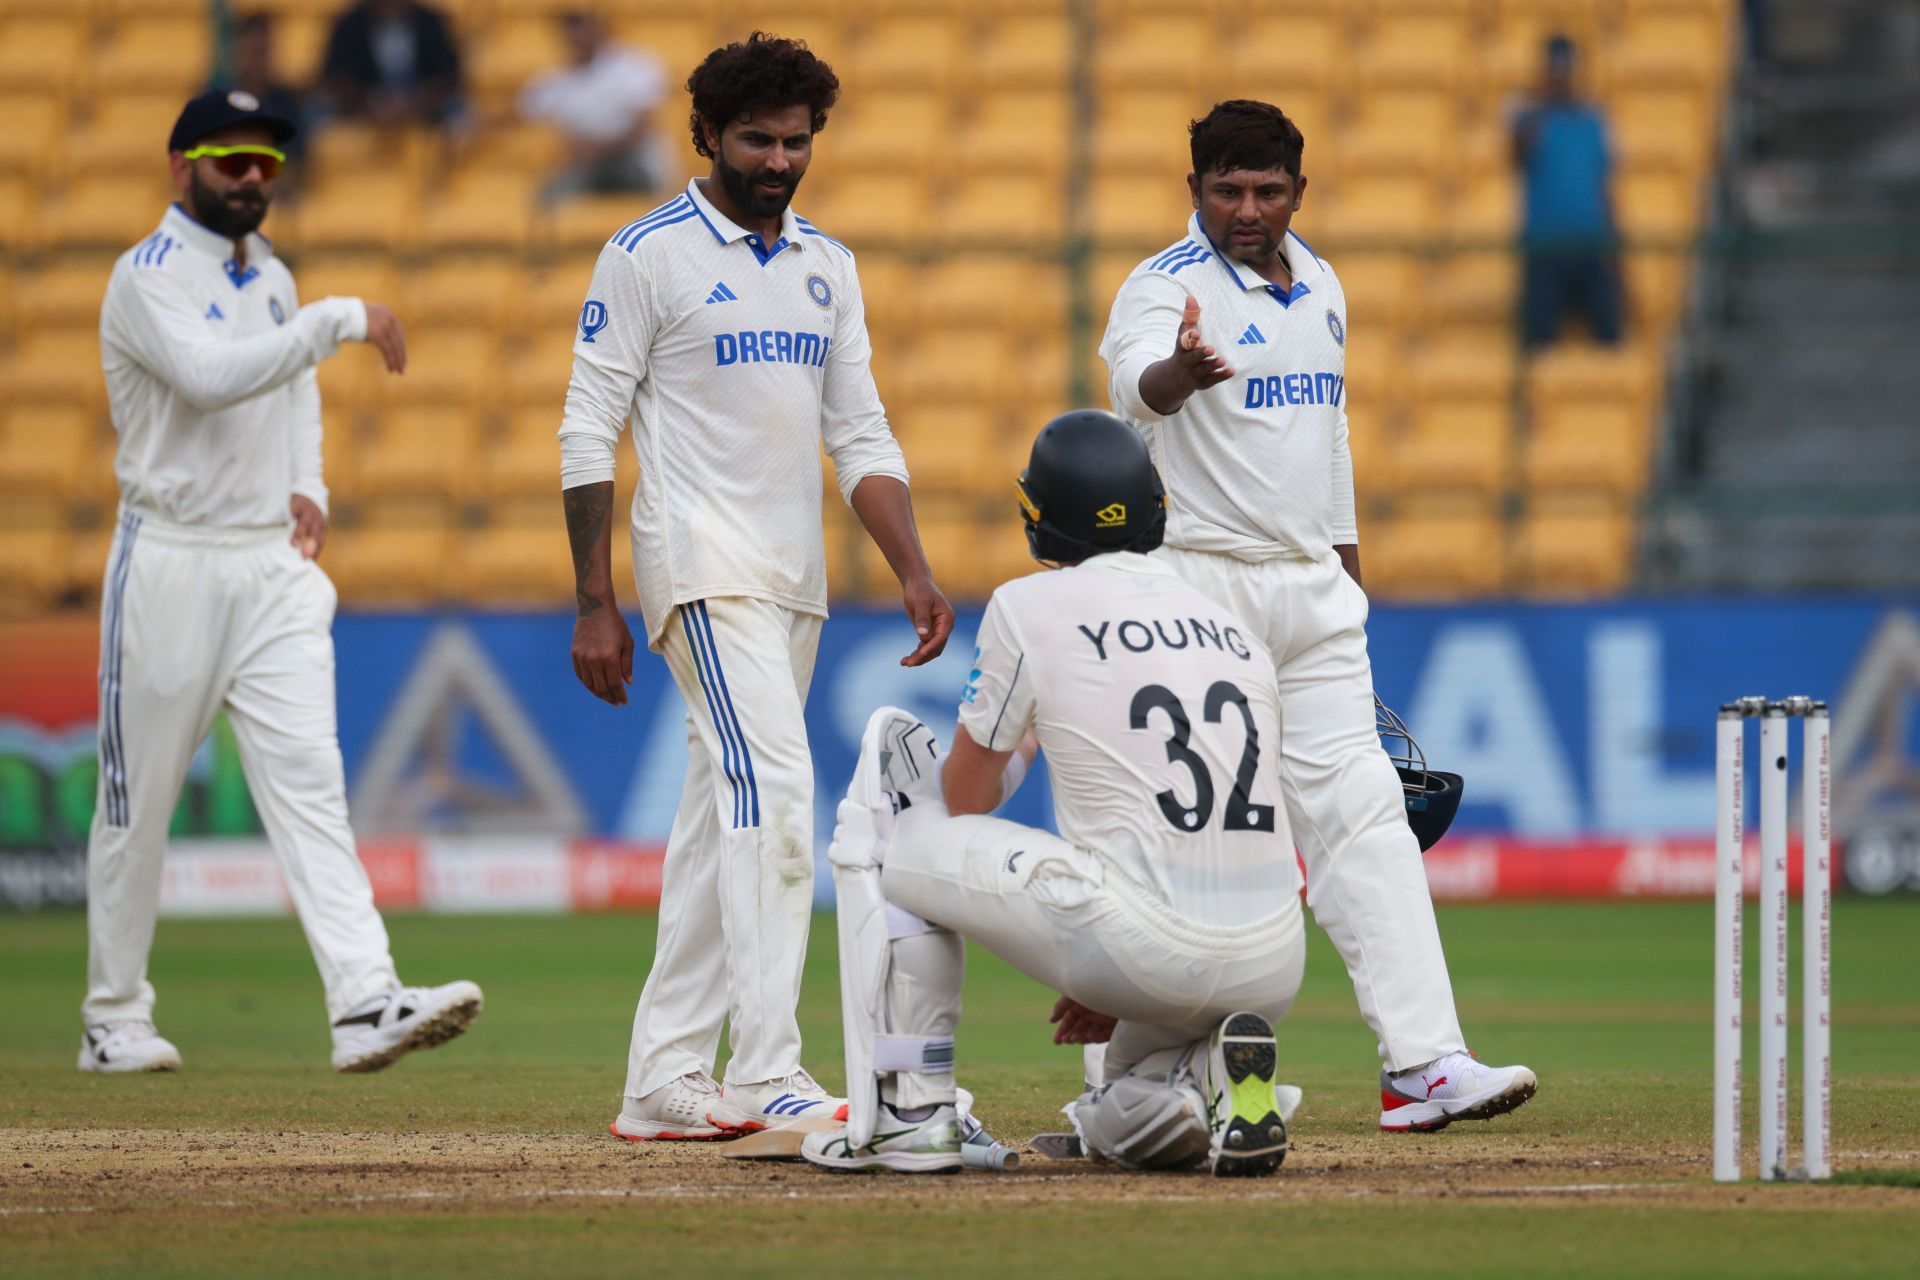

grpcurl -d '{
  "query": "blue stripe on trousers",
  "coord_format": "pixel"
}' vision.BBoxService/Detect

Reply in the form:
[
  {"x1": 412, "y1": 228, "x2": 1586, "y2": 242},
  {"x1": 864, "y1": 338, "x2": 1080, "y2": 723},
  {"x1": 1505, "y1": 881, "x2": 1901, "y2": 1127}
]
[
  {"x1": 681, "y1": 604, "x2": 746, "y2": 829},
  {"x1": 101, "y1": 512, "x2": 141, "y2": 826},
  {"x1": 693, "y1": 601, "x2": 759, "y2": 828}
]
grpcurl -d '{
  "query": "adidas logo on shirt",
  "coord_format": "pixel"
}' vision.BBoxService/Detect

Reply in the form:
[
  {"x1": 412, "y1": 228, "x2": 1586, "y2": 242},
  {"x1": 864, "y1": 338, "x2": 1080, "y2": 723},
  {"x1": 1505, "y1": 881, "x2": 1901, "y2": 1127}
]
[
  {"x1": 705, "y1": 282, "x2": 738, "y2": 305},
  {"x1": 1236, "y1": 323, "x2": 1265, "y2": 346}
]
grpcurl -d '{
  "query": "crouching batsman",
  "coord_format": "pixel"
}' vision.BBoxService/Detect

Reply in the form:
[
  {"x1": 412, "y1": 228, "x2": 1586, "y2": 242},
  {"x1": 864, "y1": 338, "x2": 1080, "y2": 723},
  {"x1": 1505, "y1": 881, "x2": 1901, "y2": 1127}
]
[{"x1": 802, "y1": 411, "x2": 1306, "y2": 1177}]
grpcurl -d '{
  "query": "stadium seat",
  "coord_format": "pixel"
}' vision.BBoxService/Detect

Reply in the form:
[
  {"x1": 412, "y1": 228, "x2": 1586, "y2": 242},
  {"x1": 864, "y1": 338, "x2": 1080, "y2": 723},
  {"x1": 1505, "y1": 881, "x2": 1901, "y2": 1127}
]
[
  {"x1": 1406, "y1": 336, "x2": 1517, "y2": 411},
  {"x1": 796, "y1": 174, "x2": 926, "y2": 249},
  {"x1": 1522, "y1": 402, "x2": 1650, "y2": 497},
  {"x1": 1352, "y1": 14, "x2": 1471, "y2": 92},
  {"x1": 1526, "y1": 343, "x2": 1662, "y2": 412},
  {"x1": 0, "y1": 527, "x2": 72, "y2": 614},
  {"x1": 1314, "y1": 174, "x2": 1442, "y2": 246},
  {"x1": 15, "y1": 265, "x2": 109, "y2": 331},
  {"x1": 974, "y1": 14, "x2": 1072, "y2": 90},
  {"x1": 1386, "y1": 402, "x2": 1514, "y2": 500},
  {"x1": 939, "y1": 173, "x2": 1067, "y2": 248},
  {"x1": 892, "y1": 406, "x2": 1004, "y2": 495},
  {"x1": 889, "y1": 330, "x2": 1010, "y2": 409},
  {"x1": 63, "y1": 93, "x2": 199, "y2": 180},
  {"x1": 455, "y1": 521, "x2": 574, "y2": 606},
  {"x1": 1337, "y1": 91, "x2": 1459, "y2": 179},
  {"x1": 90, "y1": 19, "x2": 211, "y2": 96},
  {"x1": 297, "y1": 256, "x2": 400, "y2": 315},
  {"x1": 482, "y1": 408, "x2": 564, "y2": 500},
  {"x1": 322, "y1": 525, "x2": 454, "y2": 605},
  {"x1": 1093, "y1": 16, "x2": 1219, "y2": 92},
  {"x1": 1222, "y1": 15, "x2": 1346, "y2": 91},
  {"x1": 0, "y1": 20, "x2": 88, "y2": 96},
  {"x1": 913, "y1": 256, "x2": 1067, "y2": 332},
  {"x1": 403, "y1": 259, "x2": 525, "y2": 334},
  {"x1": 1084, "y1": 173, "x2": 1194, "y2": 245},
  {"x1": 42, "y1": 178, "x2": 174, "y2": 252},
  {"x1": 847, "y1": 15, "x2": 965, "y2": 88},
  {"x1": 418, "y1": 174, "x2": 539, "y2": 252},
  {"x1": 1430, "y1": 250, "x2": 1520, "y2": 328},
  {"x1": 1515, "y1": 501, "x2": 1635, "y2": 594},
  {"x1": 1335, "y1": 252, "x2": 1422, "y2": 337},
  {"x1": 1451, "y1": 173, "x2": 1520, "y2": 246},
  {"x1": 505, "y1": 340, "x2": 580, "y2": 408},
  {"x1": 352, "y1": 407, "x2": 480, "y2": 501},
  {"x1": 469, "y1": 18, "x2": 571, "y2": 110},
  {"x1": 955, "y1": 91, "x2": 1071, "y2": 177},
  {"x1": 1611, "y1": 89, "x2": 1714, "y2": 176},
  {"x1": 373, "y1": 331, "x2": 501, "y2": 408},
  {"x1": 2, "y1": 329, "x2": 104, "y2": 411},
  {"x1": 0, "y1": 94, "x2": 63, "y2": 182},
  {"x1": 65, "y1": 524, "x2": 116, "y2": 604},
  {"x1": 1363, "y1": 507, "x2": 1508, "y2": 598},
  {"x1": 544, "y1": 194, "x2": 658, "y2": 254},
  {"x1": 1609, "y1": 10, "x2": 1729, "y2": 91},
  {"x1": 296, "y1": 174, "x2": 421, "y2": 252},
  {"x1": 829, "y1": 91, "x2": 950, "y2": 177},
  {"x1": 0, "y1": 406, "x2": 92, "y2": 498},
  {"x1": 1626, "y1": 249, "x2": 1690, "y2": 331}
]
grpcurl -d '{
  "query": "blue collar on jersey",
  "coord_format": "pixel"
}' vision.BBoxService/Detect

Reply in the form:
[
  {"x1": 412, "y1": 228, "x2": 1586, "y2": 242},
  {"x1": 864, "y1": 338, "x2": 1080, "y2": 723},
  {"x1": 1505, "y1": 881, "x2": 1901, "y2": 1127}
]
[
  {"x1": 1189, "y1": 213, "x2": 1320, "y2": 309},
  {"x1": 685, "y1": 178, "x2": 804, "y2": 267},
  {"x1": 162, "y1": 202, "x2": 272, "y2": 280}
]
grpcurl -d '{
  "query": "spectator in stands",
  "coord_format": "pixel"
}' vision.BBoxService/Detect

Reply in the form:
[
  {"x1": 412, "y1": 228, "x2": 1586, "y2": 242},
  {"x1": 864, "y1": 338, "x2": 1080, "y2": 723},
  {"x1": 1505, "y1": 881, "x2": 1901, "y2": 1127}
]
[
  {"x1": 1512, "y1": 35, "x2": 1623, "y2": 348},
  {"x1": 224, "y1": 14, "x2": 308, "y2": 184},
  {"x1": 319, "y1": 0, "x2": 467, "y2": 131},
  {"x1": 519, "y1": 11, "x2": 668, "y2": 201}
]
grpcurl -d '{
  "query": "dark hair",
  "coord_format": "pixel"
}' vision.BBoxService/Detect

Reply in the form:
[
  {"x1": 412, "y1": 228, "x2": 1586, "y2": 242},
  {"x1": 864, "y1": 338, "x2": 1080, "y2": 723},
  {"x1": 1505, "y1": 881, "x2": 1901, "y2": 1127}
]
[
  {"x1": 1188, "y1": 99, "x2": 1305, "y2": 180},
  {"x1": 686, "y1": 32, "x2": 839, "y2": 160}
]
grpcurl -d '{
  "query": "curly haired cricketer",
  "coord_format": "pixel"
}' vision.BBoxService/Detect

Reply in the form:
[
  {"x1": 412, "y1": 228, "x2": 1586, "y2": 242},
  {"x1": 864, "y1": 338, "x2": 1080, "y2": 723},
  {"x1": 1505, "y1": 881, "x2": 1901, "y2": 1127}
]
[
  {"x1": 82, "y1": 89, "x2": 480, "y2": 1076},
  {"x1": 1096, "y1": 100, "x2": 1535, "y2": 1133},
  {"x1": 556, "y1": 34, "x2": 954, "y2": 1140}
]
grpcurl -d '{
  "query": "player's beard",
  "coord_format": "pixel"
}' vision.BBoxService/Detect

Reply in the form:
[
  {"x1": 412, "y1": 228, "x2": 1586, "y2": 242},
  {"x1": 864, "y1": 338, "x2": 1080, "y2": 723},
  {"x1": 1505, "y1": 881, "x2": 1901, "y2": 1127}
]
[
  {"x1": 716, "y1": 151, "x2": 798, "y2": 220},
  {"x1": 187, "y1": 169, "x2": 270, "y2": 239}
]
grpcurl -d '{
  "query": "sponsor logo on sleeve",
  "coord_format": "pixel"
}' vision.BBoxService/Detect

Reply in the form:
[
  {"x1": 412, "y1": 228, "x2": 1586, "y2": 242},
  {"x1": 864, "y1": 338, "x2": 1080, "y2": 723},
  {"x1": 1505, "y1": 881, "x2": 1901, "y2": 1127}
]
[{"x1": 579, "y1": 299, "x2": 608, "y2": 343}]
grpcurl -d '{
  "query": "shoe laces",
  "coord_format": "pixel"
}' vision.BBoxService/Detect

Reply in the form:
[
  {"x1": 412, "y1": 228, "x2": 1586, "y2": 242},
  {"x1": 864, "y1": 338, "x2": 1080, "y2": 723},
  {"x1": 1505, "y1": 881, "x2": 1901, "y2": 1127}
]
[
  {"x1": 770, "y1": 1067, "x2": 825, "y2": 1096},
  {"x1": 679, "y1": 1071, "x2": 722, "y2": 1097},
  {"x1": 104, "y1": 1020, "x2": 157, "y2": 1038}
]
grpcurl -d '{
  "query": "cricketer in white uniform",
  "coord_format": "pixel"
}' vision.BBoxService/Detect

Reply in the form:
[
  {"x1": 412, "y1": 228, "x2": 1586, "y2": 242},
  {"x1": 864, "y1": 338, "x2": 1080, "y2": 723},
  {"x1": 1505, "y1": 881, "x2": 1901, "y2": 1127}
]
[
  {"x1": 556, "y1": 36, "x2": 953, "y2": 1140},
  {"x1": 802, "y1": 411, "x2": 1302, "y2": 1177},
  {"x1": 82, "y1": 90, "x2": 482, "y2": 1074},
  {"x1": 1100, "y1": 99, "x2": 1535, "y2": 1132}
]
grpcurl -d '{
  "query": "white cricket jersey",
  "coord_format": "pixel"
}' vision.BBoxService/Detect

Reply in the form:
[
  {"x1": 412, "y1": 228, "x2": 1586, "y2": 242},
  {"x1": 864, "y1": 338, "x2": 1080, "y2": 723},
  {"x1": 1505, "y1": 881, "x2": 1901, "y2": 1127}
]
[
  {"x1": 1100, "y1": 214, "x2": 1357, "y2": 562},
  {"x1": 557, "y1": 179, "x2": 909, "y2": 647},
  {"x1": 99, "y1": 203, "x2": 366, "y2": 527},
  {"x1": 956, "y1": 552, "x2": 1301, "y2": 928}
]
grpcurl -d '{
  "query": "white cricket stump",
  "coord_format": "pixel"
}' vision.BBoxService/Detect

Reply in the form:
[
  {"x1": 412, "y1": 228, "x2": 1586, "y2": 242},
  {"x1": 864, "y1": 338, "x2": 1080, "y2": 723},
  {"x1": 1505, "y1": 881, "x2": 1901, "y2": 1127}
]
[{"x1": 1713, "y1": 696, "x2": 1833, "y2": 1184}]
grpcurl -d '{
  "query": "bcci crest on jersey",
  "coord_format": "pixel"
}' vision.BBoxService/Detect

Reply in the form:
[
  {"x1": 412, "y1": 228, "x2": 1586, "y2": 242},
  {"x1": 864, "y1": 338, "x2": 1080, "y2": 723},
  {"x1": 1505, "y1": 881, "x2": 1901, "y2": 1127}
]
[{"x1": 805, "y1": 272, "x2": 832, "y2": 309}]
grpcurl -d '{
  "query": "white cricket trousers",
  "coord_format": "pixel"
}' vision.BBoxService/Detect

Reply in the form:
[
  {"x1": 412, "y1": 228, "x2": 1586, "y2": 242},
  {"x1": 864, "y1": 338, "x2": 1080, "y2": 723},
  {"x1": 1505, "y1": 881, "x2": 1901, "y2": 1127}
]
[
  {"x1": 84, "y1": 510, "x2": 398, "y2": 1027},
  {"x1": 882, "y1": 798, "x2": 1306, "y2": 1097},
  {"x1": 624, "y1": 596, "x2": 823, "y2": 1100},
  {"x1": 1155, "y1": 544, "x2": 1466, "y2": 1071}
]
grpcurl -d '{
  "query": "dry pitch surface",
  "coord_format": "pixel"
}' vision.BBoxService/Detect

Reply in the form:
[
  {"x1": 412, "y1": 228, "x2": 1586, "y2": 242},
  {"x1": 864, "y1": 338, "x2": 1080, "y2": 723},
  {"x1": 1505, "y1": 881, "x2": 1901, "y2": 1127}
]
[{"x1": 4, "y1": 906, "x2": 1917, "y2": 1277}]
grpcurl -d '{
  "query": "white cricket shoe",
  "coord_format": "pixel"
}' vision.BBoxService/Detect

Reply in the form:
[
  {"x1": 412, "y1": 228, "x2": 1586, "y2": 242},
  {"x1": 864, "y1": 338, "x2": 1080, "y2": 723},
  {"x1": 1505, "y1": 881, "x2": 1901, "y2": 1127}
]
[
  {"x1": 329, "y1": 980, "x2": 483, "y2": 1073},
  {"x1": 1379, "y1": 1051, "x2": 1537, "y2": 1132},
  {"x1": 799, "y1": 1101, "x2": 963, "y2": 1174},
  {"x1": 1177, "y1": 1011, "x2": 1289, "y2": 1177},
  {"x1": 722, "y1": 1067, "x2": 849, "y2": 1132},
  {"x1": 611, "y1": 1071, "x2": 754, "y2": 1142},
  {"x1": 78, "y1": 1021, "x2": 181, "y2": 1073}
]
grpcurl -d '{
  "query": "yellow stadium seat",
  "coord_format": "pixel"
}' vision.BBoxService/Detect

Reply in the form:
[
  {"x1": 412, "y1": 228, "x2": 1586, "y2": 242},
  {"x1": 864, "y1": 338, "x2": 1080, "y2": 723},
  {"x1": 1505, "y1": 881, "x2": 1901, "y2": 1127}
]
[
  {"x1": 1352, "y1": 15, "x2": 1470, "y2": 91},
  {"x1": 316, "y1": 344, "x2": 389, "y2": 415},
  {"x1": 1522, "y1": 402, "x2": 1650, "y2": 497},
  {"x1": 605, "y1": 14, "x2": 725, "y2": 90},
  {"x1": 892, "y1": 406, "x2": 1003, "y2": 494},
  {"x1": 1090, "y1": 117, "x2": 1192, "y2": 178},
  {"x1": 1515, "y1": 502, "x2": 1634, "y2": 595},
  {"x1": 0, "y1": 94, "x2": 64, "y2": 181},
  {"x1": 323, "y1": 525, "x2": 454, "y2": 605},
  {"x1": 403, "y1": 259, "x2": 525, "y2": 333},
  {"x1": 418, "y1": 174, "x2": 539, "y2": 252},
  {"x1": 505, "y1": 340, "x2": 578, "y2": 408},
  {"x1": 3, "y1": 329, "x2": 104, "y2": 410},
  {"x1": 1609, "y1": 11, "x2": 1729, "y2": 90},
  {"x1": 374, "y1": 331, "x2": 500, "y2": 408},
  {"x1": 481, "y1": 408, "x2": 563, "y2": 500},
  {"x1": 0, "y1": 527, "x2": 72, "y2": 614},
  {"x1": 1386, "y1": 402, "x2": 1514, "y2": 499},
  {"x1": 15, "y1": 265, "x2": 109, "y2": 330},
  {"x1": 912, "y1": 256, "x2": 1067, "y2": 332},
  {"x1": 1224, "y1": 15, "x2": 1346, "y2": 91},
  {"x1": 117, "y1": 0, "x2": 218, "y2": 16},
  {"x1": 42, "y1": 178, "x2": 173, "y2": 252},
  {"x1": 1364, "y1": 509, "x2": 1508, "y2": 598},
  {"x1": 1340, "y1": 330, "x2": 1410, "y2": 415},
  {"x1": 66, "y1": 525, "x2": 116, "y2": 604},
  {"x1": 1611, "y1": 90, "x2": 1714, "y2": 175},
  {"x1": 1096, "y1": 88, "x2": 1203, "y2": 136},
  {"x1": 296, "y1": 175, "x2": 420, "y2": 252},
  {"x1": 1335, "y1": 252, "x2": 1421, "y2": 336},
  {"x1": 1337, "y1": 91, "x2": 1459, "y2": 178},
  {"x1": 464, "y1": 122, "x2": 567, "y2": 178},
  {"x1": 544, "y1": 195, "x2": 658, "y2": 254},
  {"x1": 1095, "y1": 16, "x2": 1219, "y2": 93},
  {"x1": 1526, "y1": 343, "x2": 1661, "y2": 411},
  {"x1": 1344, "y1": 400, "x2": 1390, "y2": 501},
  {"x1": 974, "y1": 14, "x2": 1072, "y2": 89},
  {"x1": 956, "y1": 92, "x2": 1071, "y2": 176},
  {"x1": 91, "y1": 19, "x2": 211, "y2": 96},
  {"x1": 1430, "y1": 250, "x2": 1519, "y2": 327},
  {"x1": 456, "y1": 521, "x2": 575, "y2": 606},
  {"x1": 0, "y1": 176, "x2": 36, "y2": 250},
  {"x1": 296, "y1": 255, "x2": 399, "y2": 312},
  {"x1": 1451, "y1": 173, "x2": 1519, "y2": 247},
  {"x1": 889, "y1": 330, "x2": 1009, "y2": 408},
  {"x1": 1084, "y1": 173, "x2": 1193, "y2": 246},
  {"x1": 828, "y1": 91, "x2": 949, "y2": 175},
  {"x1": 1408, "y1": 336, "x2": 1517, "y2": 403},
  {"x1": 939, "y1": 173, "x2": 1067, "y2": 248},
  {"x1": 63, "y1": 93, "x2": 194, "y2": 180},
  {"x1": 795, "y1": 174, "x2": 925, "y2": 250},
  {"x1": 274, "y1": 14, "x2": 331, "y2": 85},
  {"x1": 0, "y1": 406, "x2": 92, "y2": 497},
  {"x1": 1313, "y1": 174, "x2": 1440, "y2": 245},
  {"x1": 469, "y1": 19, "x2": 571, "y2": 108},
  {"x1": 353, "y1": 407, "x2": 479, "y2": 500},
  {"x1": 847, "y1": 16, "x2": 965, "y2": 88},
  {"x1": 1626, "y1": 249, "x2": 1689, "y2": 331},
  {"x1": 0, "y1": 20, "x2": 88, "y2": 96}
]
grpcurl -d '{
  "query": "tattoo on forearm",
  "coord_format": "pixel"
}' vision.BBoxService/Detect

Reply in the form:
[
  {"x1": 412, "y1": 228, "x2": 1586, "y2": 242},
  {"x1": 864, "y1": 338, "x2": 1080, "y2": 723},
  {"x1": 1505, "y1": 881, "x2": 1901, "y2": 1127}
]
[{"x1": 562, "y1": 482, "x2": 614, "y2": 617}]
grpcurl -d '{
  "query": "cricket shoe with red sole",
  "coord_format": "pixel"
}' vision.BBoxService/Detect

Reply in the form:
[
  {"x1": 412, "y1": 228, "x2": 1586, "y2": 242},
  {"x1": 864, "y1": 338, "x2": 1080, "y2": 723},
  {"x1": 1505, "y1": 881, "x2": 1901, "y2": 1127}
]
[
  {"x1": 1379, "y1": 1052, "x2": 1537, "y2": 1132},
  {"x1": 611, "y1": 1071, "x2": 753, "y2": 1141},
  {"x1": 722, "y1": 1067, "x2": 849, "y2": 1133}
]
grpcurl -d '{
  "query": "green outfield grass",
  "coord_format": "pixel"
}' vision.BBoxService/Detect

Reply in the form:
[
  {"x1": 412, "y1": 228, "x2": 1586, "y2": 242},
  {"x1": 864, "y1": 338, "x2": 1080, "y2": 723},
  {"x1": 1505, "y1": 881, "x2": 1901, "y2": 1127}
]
[{"x1": 3, "y1": 900, "x2": 1918, "y2": 1278}]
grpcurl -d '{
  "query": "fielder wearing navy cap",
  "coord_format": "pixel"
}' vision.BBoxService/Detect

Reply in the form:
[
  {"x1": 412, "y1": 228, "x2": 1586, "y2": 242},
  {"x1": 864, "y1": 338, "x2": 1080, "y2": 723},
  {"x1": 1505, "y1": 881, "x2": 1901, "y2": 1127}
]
[{"x1": 168, "y1": 87, "x2": 299, "y2": 153}]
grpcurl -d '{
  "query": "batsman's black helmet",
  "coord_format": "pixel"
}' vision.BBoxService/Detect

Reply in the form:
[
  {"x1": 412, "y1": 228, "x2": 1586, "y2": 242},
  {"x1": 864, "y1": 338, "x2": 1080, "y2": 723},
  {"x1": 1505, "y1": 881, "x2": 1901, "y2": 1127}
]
[
  {"x1": 1377, "y1": 696, "x2": 1463, "y2": 852},
  {"x1": 1015, "y1": 410, "x2": 1166, "y2": 565}
]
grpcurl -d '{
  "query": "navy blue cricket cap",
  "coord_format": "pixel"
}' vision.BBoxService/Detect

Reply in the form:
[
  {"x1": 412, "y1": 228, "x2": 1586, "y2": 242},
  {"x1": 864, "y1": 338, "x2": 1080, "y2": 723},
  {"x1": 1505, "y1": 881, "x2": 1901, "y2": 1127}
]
[{"x1": 167, "y1": 88, "x2": 298, "y2": 152}]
